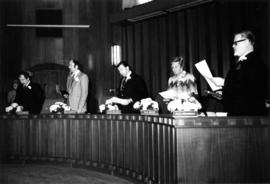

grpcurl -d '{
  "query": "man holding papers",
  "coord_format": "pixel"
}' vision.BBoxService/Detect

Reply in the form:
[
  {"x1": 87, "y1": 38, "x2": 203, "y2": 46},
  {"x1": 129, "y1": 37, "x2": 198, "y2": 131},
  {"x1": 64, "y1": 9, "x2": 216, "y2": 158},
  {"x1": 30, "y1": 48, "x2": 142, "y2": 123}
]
[
  {"x1": 203, "y1": 30, "x2": 268, "y2": 116},
  {"x1": 106, "y1": 61, "x2": 148, "y2": 113}
]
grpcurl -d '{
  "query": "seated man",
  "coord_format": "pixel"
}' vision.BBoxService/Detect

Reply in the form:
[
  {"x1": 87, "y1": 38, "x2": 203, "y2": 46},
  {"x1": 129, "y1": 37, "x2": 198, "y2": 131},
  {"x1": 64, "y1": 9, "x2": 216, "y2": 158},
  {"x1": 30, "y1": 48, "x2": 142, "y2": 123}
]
[
  {"x1": 106, "y1": 61, "x2": 148, "y2": 113},
  {"x1": 14, "y1": 71, "x2": 45, "y2": 114}
]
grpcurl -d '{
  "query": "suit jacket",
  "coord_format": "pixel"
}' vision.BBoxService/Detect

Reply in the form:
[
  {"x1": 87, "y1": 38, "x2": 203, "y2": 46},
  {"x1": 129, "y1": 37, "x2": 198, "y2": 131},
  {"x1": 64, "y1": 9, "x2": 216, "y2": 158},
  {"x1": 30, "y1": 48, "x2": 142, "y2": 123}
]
[
  {"x1": 14, "y1": 82, "x2": 45, "y2": 114},
  {"x1": 67, "y1": 71, "x2": 89, "y2": 113},
  {"x1": 223, "y1": 52, "x2": 268, "y2": 116},
  {"x1": 117, "y1": 72, "x2": 148, "y2": 113}
]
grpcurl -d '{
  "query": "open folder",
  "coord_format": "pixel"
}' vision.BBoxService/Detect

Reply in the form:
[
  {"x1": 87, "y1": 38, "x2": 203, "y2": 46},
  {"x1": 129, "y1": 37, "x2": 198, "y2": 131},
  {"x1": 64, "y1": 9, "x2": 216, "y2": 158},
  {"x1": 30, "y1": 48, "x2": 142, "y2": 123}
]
[
  {"x1": 195, "y1": 60, "x2": 222, "y2": 91},
  {"x1": 159, "y1": 89, "x2": 176, "y2": 99}
]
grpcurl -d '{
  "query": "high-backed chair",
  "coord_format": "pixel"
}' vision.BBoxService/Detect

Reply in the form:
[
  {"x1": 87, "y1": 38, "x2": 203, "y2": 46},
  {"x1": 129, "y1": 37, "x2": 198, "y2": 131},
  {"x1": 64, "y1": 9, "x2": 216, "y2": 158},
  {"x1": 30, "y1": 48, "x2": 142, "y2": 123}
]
[{"x1": 28, "y1": 63, "x2": 69, "y2": 113}]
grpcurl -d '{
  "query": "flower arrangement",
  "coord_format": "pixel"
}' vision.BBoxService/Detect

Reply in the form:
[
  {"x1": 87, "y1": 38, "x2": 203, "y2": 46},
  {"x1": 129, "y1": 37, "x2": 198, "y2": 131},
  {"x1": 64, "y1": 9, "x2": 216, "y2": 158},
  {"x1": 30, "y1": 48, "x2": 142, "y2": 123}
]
[
  {"x1": 167, "y1": 96, "x2": 201, "y2": 112},
  {"x1": 49, "y1": 102, "x2": 71, "y2": 113},
  {"x1": 99, "y1": 103, "x2": 120, "y2": 114},
  {"x1": 5, "y1": 103, "x2": 23, "y2": 113},
  {"x1": 133, "y1": 98, "x2": 159, "y2": 115},
  {"x1": 74, "y1": 76, "x2": 80, "y2": 82}
]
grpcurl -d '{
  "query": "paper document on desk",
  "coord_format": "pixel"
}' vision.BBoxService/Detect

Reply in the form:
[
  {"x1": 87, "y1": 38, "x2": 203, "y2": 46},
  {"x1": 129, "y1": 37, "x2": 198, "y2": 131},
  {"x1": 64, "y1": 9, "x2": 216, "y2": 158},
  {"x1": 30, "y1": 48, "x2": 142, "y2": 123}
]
[
  {"x1": 159, "y1": 89, "x2": 176, "y2": 99},
  {"x1": 195, "y1": 60, "x2": 222, "y2": 91}
]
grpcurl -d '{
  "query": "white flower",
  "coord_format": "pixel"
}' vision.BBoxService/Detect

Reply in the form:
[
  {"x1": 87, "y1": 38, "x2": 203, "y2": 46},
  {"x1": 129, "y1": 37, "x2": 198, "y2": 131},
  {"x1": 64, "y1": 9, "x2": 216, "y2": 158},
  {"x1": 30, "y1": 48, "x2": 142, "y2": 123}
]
[
  {"x1": 99, "y1": 104, "x2": 106, "y2": 112},
  {"x1": 11, "y1": 103, "x2": 18, "y2": 108},
  {"x1": 239, "y1": 55, "x2": 247, "y2": 61},
  {"x1": 133, "y1": 101, "x2": 141, "y2": 109},
  {"x1": 167, "y1": 97, "x2": 201, "y2": 112},
  {"x1": 5, "y1": 106, "x2": 13, "y2": 112},
  {"x1": 16, "y1": 106, "x2": 23, "y2": 112},
  {"x1": 74, "y1": 76, "x2": 80, "y2": 82},
  {"x1": 49, "y1": 102, "x2": 70, "y2": 113},
  {"x1": 49, "y1": 104, "x2": 59, "y2": 112},
  {"x1": 28, "y1": 86, "x2": 32, "y2": 89},
  {"x1": 152, "y1": 101, "x2": 159, "y2": 110},
  {"x1": 126, "y1": 76, "x2": 131, "y2": 81},
  {"x1": 62, "y1": 104, "x2": 71, "y2": 111},
  {"x1": 99, "y1": 103, "x2": 119, "y2": 113},
  {"x1": 133, "y1": 98, "x2": 159, "y2": 111}
]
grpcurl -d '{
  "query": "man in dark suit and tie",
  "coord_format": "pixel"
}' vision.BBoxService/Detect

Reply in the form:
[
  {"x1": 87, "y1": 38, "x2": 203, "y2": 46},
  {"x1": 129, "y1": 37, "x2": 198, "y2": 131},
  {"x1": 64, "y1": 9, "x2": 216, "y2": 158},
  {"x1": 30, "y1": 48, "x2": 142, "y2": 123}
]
[
  {"x1": 106, "y1": 61, "x2": 148, "y2": 113},
  {"x1": 210, "y1": 30, "x2": 268, "y2": 116},
  {"x1": 14, "y1": 71, "x2": 45, "y2": 114}
]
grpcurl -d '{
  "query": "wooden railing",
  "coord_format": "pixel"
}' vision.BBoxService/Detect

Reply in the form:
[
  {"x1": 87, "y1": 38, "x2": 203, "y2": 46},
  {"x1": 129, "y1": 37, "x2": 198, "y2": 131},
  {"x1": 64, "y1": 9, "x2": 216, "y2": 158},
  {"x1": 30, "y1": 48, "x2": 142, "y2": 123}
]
[{"x1": 1, "y1": 114, "x2": 270, "y2": 183}]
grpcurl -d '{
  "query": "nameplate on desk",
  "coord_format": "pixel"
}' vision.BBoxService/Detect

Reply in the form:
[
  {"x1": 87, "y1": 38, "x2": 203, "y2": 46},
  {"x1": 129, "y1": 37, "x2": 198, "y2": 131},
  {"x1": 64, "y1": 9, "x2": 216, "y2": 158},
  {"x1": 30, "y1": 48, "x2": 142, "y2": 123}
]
[
  {"x1": 140, "y1": 110, "x2": 159, "y2": 116},
  {"x1": 106, "y1": 110, "x2": 121, "y2": 115},
  {"x1": 172, "y1": 111, "x2": 198, "y2": 117}
]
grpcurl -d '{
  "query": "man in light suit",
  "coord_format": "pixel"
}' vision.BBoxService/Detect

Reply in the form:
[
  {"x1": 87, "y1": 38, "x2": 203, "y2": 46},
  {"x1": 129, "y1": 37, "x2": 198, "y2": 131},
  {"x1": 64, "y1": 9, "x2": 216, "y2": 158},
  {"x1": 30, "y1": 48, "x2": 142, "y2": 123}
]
[{"x1": 66, "y1": 60, "x2": 89, "y2": 113}]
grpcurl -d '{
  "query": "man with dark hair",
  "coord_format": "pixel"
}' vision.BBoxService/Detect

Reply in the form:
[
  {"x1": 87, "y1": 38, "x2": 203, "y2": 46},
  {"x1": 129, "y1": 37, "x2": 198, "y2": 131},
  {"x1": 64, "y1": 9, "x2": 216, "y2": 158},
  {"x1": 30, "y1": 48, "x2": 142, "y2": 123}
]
[
  {"x1": 14, "y1": 71, "x2": 45, "y2": 114},
  {"x1": 211, "y1": 30, "x2": 268, "y2": 116},
  {"x1": 67, "y1": 59, "x2": 89, "y2": 113},
  {"x1": 106, "y1": 61, "x2": 148, "y2": 113}
]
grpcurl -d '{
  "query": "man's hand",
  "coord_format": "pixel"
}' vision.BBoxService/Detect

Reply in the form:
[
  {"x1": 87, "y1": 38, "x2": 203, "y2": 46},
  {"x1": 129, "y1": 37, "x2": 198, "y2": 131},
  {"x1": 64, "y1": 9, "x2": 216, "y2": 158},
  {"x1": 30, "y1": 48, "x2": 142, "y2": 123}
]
[
  {"x1": 76, "y1": 109, "x2": 83, "y2": 114},
  {"x1": 209, "y1": 77, "x2": 225, "y2": 87},
  {"x1": 106, "y1": 97, "x2": 132, "y2": 106}
]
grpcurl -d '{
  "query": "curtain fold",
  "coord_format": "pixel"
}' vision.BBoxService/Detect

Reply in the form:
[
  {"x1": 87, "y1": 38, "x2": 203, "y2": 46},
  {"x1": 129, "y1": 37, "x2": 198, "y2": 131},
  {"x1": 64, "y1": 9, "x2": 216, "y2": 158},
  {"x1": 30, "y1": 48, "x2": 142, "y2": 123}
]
[{"x1": 116, "y1": 1, "x2": 269, "y2": 99}]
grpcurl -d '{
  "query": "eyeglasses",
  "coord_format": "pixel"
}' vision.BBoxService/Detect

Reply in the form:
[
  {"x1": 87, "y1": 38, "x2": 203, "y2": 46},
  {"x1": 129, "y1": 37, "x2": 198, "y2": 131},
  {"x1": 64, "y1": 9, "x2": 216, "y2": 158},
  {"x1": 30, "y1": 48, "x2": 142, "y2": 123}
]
[{"x1": 232, "y1": 39, "x2": 247, "y2": 46}]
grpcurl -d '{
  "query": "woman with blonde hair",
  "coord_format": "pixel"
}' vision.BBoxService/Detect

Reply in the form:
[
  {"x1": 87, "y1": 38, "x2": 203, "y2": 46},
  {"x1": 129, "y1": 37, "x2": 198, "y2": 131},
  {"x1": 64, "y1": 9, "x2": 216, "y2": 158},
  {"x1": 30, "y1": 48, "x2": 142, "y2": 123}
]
[{"x1": 157, "y1": 56, "x2": 198, "y2": 113}]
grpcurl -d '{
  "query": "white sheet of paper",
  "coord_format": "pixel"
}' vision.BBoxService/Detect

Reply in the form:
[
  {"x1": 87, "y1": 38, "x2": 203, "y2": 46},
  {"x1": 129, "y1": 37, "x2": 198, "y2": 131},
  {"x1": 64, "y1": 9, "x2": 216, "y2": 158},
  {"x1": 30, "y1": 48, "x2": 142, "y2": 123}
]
[
  {"x1": 159, "y1": 89, "x2": 176, "y2": 99},
  {"x1": 195, "y1": 60, "x2": 222, "y2": 91}
]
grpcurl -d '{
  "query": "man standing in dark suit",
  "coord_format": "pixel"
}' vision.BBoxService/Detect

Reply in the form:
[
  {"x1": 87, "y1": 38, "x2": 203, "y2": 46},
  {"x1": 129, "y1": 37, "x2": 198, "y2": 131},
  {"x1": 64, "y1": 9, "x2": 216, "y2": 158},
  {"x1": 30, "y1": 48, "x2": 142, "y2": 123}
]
[
  {"x1": 210, "y1": 30, "x2": 268, "y2": 116},
  {"x1": 106, "y1": 61, "x2": 148, "y2": 113},
  {"x1": 14, "y1": 71, "x2": 45, "y2": 114}
]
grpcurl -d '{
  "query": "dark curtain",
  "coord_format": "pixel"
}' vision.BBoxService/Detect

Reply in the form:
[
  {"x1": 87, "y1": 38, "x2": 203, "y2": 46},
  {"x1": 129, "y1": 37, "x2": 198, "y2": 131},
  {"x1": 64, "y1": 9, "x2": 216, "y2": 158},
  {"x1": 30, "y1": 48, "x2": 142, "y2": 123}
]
[{"x1": 115, "y1": 1, "x2": 269, "y2": 99}]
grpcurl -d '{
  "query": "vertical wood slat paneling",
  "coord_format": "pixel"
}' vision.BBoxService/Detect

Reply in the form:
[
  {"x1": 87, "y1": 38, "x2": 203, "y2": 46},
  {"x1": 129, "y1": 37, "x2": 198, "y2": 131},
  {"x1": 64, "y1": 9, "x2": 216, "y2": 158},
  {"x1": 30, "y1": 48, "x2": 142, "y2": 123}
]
[
  {"x1": 117, "y1": 1, "x2": 269, "y2": 99},
  {"x1": 176, "y1": 127, "x2": 270, "y2": 183},
  {"x1": 0, "y1": 119, "x2": 7, "y2": 163},
  {"x1": 0, "y1": 0, "x2": 5, "y2": 110},
  {"x1": 1, "y1": 0, "x2": 116, "y2": 111},
  {"x1": 3, "y1": 116, "x2": 270, "y2": 183},
  {"x1": 4, "y1": 115, "x2": 176, "y2": 183}
]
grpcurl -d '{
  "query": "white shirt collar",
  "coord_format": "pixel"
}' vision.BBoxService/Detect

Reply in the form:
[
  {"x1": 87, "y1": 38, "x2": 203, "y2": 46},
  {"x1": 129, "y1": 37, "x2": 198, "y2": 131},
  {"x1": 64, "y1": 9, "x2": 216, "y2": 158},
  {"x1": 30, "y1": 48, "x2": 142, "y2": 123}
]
[
  {"x1": 24, "y1": 81, "x2": 30, "y2": 87},
  {"x1": 238, "y1": 50, "x2": 253, "y2": 61},
  {"x1": 125, "y1": 71, "x2": 132, "y2": 81},
  {"x1": 72, "y1": 70, "x2": 80, "y2": 78}
]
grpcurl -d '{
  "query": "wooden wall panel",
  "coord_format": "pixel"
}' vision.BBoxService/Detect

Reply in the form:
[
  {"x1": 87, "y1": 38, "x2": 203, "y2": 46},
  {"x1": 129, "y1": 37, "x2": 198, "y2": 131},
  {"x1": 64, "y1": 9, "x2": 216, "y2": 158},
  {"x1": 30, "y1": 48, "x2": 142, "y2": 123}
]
[
  {"x1": 1, "y1": 0, "x2": 122, "y2": 112},
  {"x1": 176, "y1": 127, "x2": 270, "y2": 183},
  {"x1": 3, "y1": 115, "x2": 270, "y2": 183},
  {"x1": 0, "y1": 1, "x2": 5, "y2": 112}
]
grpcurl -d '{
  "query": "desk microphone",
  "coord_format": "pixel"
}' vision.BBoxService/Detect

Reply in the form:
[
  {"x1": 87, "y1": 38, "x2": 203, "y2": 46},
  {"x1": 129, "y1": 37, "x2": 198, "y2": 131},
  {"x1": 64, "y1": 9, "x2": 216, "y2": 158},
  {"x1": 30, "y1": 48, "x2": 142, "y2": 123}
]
[{"x1": 205, "y1": 90, "x2": 222, "y2": 100}]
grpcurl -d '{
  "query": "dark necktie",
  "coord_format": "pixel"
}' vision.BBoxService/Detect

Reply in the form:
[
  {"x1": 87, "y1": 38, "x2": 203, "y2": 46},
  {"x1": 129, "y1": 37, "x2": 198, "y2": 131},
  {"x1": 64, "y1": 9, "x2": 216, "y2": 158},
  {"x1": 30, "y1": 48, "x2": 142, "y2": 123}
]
[
  {"x1": 70, "y1": 75, "x2": 75, "y2": 86},
  {"x1": 120, "y1": 77, "x2": 126, "y2": 92},
  {"x1": 235, "y1": 60, "x2": 243, "y2": 70}
]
